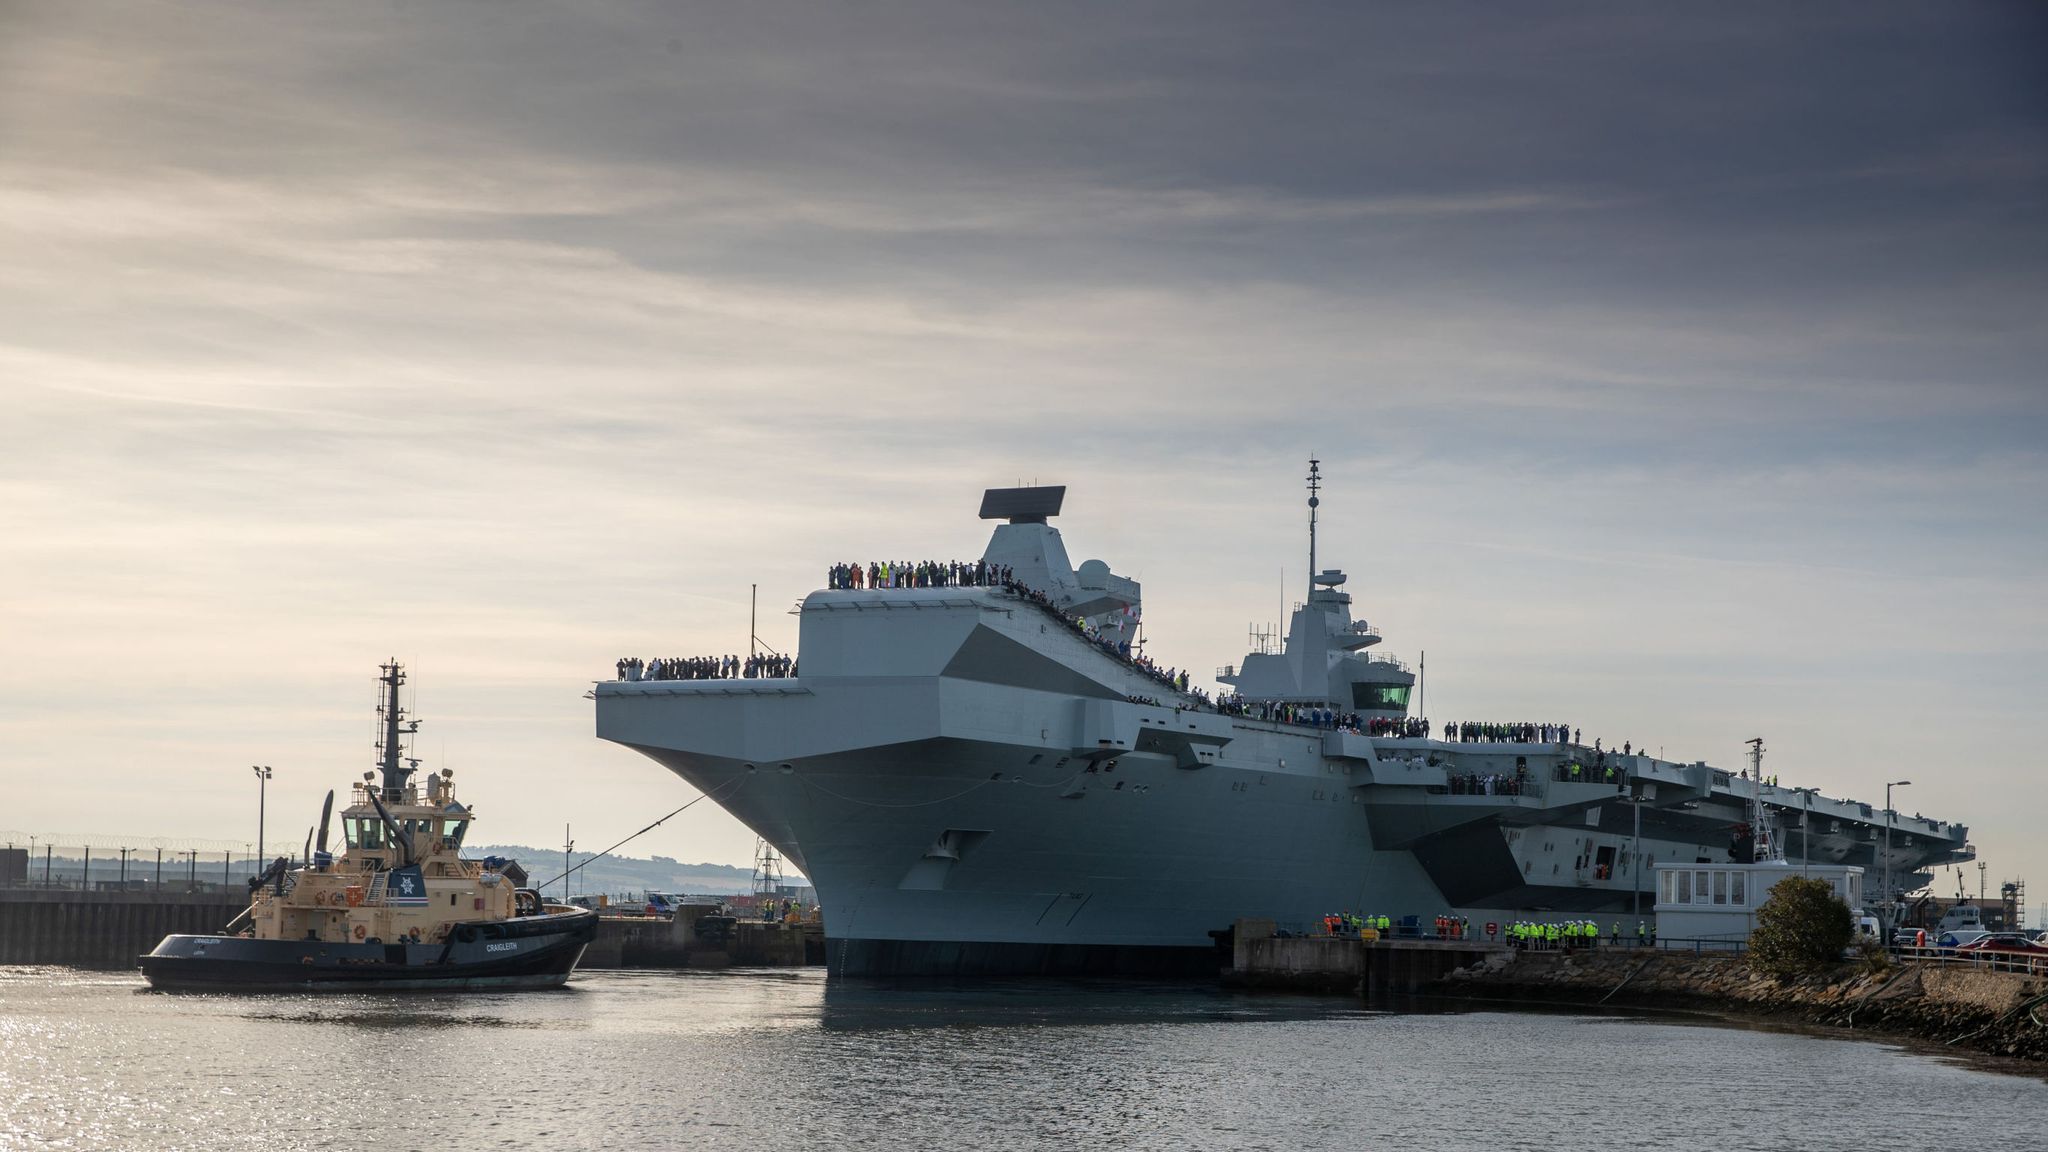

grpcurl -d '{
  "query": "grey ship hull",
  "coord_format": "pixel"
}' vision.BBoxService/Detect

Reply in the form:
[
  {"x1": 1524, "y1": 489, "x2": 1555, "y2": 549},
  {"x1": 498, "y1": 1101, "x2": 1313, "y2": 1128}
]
[{"x1": 596, "y1": 587, "x2": 1972, "y2": 977}]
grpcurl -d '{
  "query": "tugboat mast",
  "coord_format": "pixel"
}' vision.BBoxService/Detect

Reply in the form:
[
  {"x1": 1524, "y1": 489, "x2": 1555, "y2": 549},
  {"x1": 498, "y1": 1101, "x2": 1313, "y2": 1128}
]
[{"x1": 375, "y1": 660, "x2": 420, "y2": 802}]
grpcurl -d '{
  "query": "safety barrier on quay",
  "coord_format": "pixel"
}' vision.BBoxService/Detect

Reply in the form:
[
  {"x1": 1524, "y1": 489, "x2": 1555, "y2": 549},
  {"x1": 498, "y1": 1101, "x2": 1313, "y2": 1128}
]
[{"x1": 1891, "y1": 944, "x2": 2048, "y2": 976}]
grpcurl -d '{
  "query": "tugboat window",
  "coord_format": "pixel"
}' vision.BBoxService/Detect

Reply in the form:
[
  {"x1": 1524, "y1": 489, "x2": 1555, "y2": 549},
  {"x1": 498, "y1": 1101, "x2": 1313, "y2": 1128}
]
[{"x1": 354, "y1": 819, "x2": 384, "y2": 849}]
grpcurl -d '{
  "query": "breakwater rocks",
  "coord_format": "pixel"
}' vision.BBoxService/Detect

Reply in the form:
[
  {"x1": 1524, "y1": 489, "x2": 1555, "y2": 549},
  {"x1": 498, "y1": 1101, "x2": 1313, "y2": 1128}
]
[{"x1": 1435, "y1": 949, "x2": 2047, "y2": 1062}]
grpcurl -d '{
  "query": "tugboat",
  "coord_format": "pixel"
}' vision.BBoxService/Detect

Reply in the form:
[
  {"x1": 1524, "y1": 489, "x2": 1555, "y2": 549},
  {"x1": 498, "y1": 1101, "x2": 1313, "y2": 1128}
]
[{"x1": 141, "y1": 661, "x2": 598, "y2": 991}]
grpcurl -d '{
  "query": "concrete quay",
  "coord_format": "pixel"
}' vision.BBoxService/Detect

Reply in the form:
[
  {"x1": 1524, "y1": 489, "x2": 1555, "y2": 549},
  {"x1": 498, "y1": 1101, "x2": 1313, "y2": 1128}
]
[
  {"x1": 580, "y1": 907, "x2": 825, "y2": 969},
  {"x1": 0, "y1": 889, "x2": 245, "y2": 968},
  {"x1": 0, "y1": 891, "x2": 825, "y2": 972},
  {"x1": 1224, "y1": 918, "x2": 1509, "y2": 995}
]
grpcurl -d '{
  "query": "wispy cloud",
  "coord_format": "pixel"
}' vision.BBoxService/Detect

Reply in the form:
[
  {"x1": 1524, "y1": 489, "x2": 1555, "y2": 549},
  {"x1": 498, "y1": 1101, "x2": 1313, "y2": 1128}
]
[{"x1": 1, "y1": 0, "x2": 2042, "y2": 885}]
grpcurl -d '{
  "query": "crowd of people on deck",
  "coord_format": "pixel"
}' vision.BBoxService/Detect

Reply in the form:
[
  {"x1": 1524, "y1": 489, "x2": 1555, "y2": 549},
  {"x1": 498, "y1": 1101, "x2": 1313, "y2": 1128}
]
[
  {"x1": 1214, "y1": 698, "x2": 1361, "y2": 729},
  {"x1": 1554, "y1": 759, "x2": 1624, "y2": 785},
  {"x1": 617, "y1": 653, "x2": 795, "y2": 681},
  {"x1": 1448, "y1": 771, "x2": 1529, "y2": 796},
  {"x1": 826, "y1": 560, "x2": 1014, "y2": 589},
  {"x1": 623, "y1": 564, "x2": 1676, "y2": 771},
  {"x1": 1444, "y1": 721, "x2": 1578, "y2": 745}
]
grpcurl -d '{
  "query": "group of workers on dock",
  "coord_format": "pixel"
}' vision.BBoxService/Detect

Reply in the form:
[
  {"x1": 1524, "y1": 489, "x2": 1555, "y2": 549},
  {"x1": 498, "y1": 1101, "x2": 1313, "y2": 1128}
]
[
  {"x1": 1313, "y1": 912, "x2": 1661, "y2": 949},
  {"x1": 1507, "y1": 919, "x2": 1656, "y2": 949},
  {"x1": 1322, "y1": 912, "x2": 1395, "y2": 937}
]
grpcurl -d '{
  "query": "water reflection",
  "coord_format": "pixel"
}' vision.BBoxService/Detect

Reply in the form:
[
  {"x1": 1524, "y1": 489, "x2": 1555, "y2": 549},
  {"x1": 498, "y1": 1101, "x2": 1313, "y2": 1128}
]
[{"x1": 0, "y1": 968, "x2": 2041, "y2": 1152}]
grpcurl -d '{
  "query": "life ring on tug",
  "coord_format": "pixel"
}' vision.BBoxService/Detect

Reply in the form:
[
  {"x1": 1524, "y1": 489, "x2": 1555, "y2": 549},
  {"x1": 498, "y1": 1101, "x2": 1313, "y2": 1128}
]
[
  {"x1": 428, "y1": 840, "x2": 445, "y2": 855},
  {"x1": 344, "y1": 886, "x2": 365, "y2": 908},
  {"x1": 353, "y1": 924, "x2": 367, "y2": 939}
]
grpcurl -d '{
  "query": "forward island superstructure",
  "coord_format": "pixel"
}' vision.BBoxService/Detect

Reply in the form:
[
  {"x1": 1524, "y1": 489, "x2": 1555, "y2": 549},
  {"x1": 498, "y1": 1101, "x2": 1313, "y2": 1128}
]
[{"x1": 594, "y1": 470, "x2": 1973, "y2": 976}]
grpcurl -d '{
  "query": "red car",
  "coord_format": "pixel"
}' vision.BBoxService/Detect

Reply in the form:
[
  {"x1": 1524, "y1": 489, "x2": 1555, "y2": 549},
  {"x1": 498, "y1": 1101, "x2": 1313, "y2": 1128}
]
[{"x1": 1952, "y1": 933, "x2": 2048, "y2": 954}]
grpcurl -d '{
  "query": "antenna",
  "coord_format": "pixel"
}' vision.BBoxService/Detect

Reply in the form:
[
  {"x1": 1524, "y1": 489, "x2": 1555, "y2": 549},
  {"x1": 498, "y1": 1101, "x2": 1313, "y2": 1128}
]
[{"x1": 1306, "y1": 458, "x2": 1321, "y2": 596}]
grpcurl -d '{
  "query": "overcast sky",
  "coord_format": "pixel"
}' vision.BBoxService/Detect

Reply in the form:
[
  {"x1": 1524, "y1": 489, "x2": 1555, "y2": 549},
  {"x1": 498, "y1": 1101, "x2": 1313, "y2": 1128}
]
[{"x1": 3, "y1": 2, "x2": 2043, "y2": 909}]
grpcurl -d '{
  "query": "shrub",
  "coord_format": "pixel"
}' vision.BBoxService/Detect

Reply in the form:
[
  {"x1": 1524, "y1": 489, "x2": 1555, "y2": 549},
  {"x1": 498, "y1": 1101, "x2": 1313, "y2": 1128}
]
[
  {"x1": 1851, "y1": 935, "x2": 1893, "y2": 976},
  {"x1": 1748, "y1": 875, "x2": 1854, "y2": 981}
]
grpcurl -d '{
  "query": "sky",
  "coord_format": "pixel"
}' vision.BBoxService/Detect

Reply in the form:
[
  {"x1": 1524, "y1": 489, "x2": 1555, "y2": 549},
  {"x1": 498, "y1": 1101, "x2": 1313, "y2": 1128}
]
[{"x1": 2, "y1": 2, "x2": 2044, "y2": 914}]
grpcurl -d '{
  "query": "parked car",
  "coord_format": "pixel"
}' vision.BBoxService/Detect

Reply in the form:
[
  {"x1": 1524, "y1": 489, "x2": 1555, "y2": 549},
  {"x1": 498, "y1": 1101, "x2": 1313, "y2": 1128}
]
[{"x1": 1952, "y1": 933, "x2": 2048, "y2": 954}]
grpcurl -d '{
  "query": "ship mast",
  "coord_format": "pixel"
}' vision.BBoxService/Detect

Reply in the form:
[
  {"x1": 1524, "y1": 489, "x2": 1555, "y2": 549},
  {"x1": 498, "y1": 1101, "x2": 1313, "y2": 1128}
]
[
  {"x1": 1306, "y1": 457, "x2": 1321, "y2": 596},
  {"x1": 375, "y1": 660, "x2": 421, "y2": 802},
  {"x1": 1745, "y1": 737, "x2": 1776, "y2": 862},
  {"x1": 752, "y1": 837, "x2": 783, "y2": 900}
]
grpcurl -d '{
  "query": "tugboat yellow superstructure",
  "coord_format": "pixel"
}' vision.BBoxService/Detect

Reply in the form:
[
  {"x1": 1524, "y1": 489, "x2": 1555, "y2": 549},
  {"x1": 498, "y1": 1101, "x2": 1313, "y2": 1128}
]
[{"x1": 141, "y1": 661, "x2": 597, "y2": 991}]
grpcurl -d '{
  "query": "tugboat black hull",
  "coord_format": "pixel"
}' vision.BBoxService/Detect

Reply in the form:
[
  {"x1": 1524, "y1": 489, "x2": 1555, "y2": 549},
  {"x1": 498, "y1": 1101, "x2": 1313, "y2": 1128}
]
[{"x1": 140, "y1": 908, "x2": 599, "y2": 992}]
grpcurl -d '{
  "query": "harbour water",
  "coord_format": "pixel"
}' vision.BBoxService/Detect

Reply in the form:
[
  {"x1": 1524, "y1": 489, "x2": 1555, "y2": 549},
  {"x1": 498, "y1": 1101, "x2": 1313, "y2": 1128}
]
[{"x1": 3, "y1": 967, "x2": 2043, "y2": 1151}]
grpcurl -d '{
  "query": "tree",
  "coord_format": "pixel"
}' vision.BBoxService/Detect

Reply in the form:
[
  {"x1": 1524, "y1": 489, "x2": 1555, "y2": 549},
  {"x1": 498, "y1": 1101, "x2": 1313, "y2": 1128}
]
[{"x1": 1748, "y1": 875, "x2": 1854, "y2": 980}]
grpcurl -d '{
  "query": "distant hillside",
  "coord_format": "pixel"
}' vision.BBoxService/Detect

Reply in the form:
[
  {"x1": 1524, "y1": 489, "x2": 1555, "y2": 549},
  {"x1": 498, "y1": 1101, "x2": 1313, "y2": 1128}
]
[{"x1": 465, "y1": 844, "x2": 806, "y2": 898}]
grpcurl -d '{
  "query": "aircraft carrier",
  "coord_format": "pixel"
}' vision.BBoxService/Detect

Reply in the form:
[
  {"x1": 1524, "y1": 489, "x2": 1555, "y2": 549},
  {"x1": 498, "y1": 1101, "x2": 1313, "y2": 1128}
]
[{"x1": 594, "y1": 465, "x2": 1974, "y2": 976}]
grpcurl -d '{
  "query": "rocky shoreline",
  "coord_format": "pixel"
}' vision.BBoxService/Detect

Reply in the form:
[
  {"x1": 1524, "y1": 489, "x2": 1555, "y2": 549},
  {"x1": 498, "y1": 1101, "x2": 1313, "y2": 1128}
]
[{"x1": 1431, "y1": 949, "x2": 2047, "y2": 1064}]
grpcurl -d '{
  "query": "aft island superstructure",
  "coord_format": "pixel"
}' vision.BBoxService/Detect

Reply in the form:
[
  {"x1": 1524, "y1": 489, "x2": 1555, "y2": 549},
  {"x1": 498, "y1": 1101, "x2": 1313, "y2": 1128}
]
[{"x1": 594, "y1": 471, "x2": 1973, "y2": 976}]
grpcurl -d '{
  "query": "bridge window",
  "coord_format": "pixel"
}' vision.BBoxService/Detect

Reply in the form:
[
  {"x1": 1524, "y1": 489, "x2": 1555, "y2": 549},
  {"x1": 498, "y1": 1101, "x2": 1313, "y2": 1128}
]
[{"x1": 1350, "y1": 684, "x2": 1410, "y2": 710}]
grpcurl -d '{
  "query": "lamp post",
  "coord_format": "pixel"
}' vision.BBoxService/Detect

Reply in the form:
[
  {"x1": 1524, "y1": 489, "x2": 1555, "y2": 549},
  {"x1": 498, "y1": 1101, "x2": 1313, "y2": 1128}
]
[
  {"x1": 252, "y1": 765, "x2": 272, "y2": 869},
  {"x1": 1883, "y1": 779, "x2": 1911, "y2": 942},
  {"x1": 1791, "y1": 787, "x2": 1819, "y2": 876},
  {"x1": 1629, "y1": 789, "x2": 1644, "y2": 921}
]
